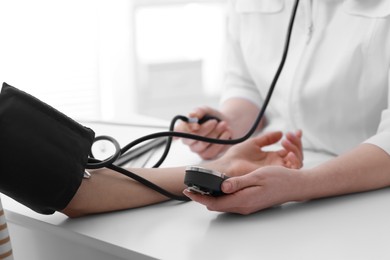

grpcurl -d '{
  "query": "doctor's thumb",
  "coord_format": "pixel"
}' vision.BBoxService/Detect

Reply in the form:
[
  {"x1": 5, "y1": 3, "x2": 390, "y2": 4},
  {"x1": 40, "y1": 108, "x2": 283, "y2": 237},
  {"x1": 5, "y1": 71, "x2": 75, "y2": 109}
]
[{"x1": 222, "y1": 177, "x2": 247, "y2": 194}]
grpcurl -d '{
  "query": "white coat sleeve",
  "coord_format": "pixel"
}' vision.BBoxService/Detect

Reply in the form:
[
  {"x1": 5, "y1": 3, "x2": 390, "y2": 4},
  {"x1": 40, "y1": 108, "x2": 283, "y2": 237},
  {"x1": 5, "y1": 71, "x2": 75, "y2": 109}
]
[
  {"x1": 364, "y1": 68, "x2": 390, "y2": 155},
  {"x1": 220, "y1": 0, "x2": 263, "y2": 108}
]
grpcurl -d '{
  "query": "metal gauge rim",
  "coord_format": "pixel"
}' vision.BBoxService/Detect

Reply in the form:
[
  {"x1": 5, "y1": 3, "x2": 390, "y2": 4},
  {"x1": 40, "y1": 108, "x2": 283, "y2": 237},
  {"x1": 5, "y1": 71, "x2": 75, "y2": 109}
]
[{"x1": 185, "y1": 166, "x2": 225, "y2": 178}]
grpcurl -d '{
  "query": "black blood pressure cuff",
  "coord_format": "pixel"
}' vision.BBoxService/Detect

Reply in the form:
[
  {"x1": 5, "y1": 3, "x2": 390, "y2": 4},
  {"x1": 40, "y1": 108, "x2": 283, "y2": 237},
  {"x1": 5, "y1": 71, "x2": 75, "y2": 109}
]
[{"x1": 0, "y1": 82, "x2": 95, "y2": 214}]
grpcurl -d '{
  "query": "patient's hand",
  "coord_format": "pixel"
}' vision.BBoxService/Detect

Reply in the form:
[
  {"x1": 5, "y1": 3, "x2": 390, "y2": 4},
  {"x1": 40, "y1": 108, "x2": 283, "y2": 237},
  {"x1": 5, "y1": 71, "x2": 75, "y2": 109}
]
[{"x1": 213, "y1": 131, "x2": 303, "y2": 177}]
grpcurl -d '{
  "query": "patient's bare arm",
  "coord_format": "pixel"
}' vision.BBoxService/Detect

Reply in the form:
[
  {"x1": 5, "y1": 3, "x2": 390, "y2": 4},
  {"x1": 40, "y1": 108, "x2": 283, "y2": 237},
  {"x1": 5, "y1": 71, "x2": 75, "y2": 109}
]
[{"x1": 62, "y1": 131, "x2": 303, "y2": 217}]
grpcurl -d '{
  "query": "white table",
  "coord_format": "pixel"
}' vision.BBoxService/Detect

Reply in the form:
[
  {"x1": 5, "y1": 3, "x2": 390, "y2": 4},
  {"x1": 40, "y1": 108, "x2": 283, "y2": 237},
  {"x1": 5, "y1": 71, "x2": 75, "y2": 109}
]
[{"x1": 3, "y1": 121, "x2": 390, "y2": 260}]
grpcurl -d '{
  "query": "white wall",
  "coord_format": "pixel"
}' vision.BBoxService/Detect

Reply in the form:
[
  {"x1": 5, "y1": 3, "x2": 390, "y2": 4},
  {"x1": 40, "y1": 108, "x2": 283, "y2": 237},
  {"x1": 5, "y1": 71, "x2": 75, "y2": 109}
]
[
  {"x1": 97, "y1": 0, "x2": 137, "y2": 121},
  {"x1": 0, "y1": 0, "x2": 136, "y2": 122},
  {"x1": 0, "y1": 0, "x2": 226, "y2": 122}
]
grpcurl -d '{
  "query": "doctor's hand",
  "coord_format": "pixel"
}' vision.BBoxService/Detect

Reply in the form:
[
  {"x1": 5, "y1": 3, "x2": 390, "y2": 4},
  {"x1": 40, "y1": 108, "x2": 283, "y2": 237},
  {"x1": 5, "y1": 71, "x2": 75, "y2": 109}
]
[
  {"x1": 183, "y1": 166, "x2": 304, "y2": 215},
  {"x1": 174, "y1": 106, "x2": 233, "y2": 160},
  {"x1": 206, "y1": 130, "x2": 303, "y2": 178}
]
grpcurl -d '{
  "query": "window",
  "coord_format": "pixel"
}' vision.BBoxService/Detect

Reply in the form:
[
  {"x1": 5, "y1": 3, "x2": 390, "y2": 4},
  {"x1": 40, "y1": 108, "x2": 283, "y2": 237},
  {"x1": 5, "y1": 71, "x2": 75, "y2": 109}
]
[
  {"x1": 0, "y1": 0, "x2": 101, "y2": 120},
  {"x1": 134, "y1": 0, "x2": 227, "y2": 119},
  {"x1": 0, "y1": 0, "x2": 227, "y2": 122}
]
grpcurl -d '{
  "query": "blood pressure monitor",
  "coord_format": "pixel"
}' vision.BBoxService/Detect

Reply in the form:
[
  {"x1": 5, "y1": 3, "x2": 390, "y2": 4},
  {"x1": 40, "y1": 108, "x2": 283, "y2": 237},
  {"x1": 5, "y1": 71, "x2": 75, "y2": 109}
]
[{"x1": 184, "y1": 166, "x2": 229, "y2": 196}]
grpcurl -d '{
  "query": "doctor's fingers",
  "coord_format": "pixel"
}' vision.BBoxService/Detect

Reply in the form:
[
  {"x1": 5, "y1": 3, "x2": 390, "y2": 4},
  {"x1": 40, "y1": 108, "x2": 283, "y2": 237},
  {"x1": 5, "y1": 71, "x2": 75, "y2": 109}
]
[
  {"x1": 184, "y1": 187, "x2": 266, "y2": 215},
  {"x1": 188, "y1": 122, "x2": 231, "y2": 154},
  {"x1": 174, "y1": 122, "x2": 194, "y2": 137},
  {"x1": 188, "y1": 106, "x2": 210, "y2": 119},
  {"x1": 251, "y1": 131, "x2": 283, "y2": 148},
  {"x1": 182, "y1": 189, "x2": 236, "y2": 213},
  {"x1": 197, "y1": 131, "x2": 232, "y2": 160},
  {"x1": 183, "y1": 189, "x2": 218, "y2": 207},
  {"x1": 283, "y1": 151, "x2": 302, "y2": 169},
  {"x1": 281, "y1": 134, "x2": 303, "y2": 162},
  {"x1": 211, "y1": 187, "x2": 268, "y2": 215},
  {"x1": 183, "y1": 120, "x2": 229, "y2": 147},
  {"x1": 180, "y1": 119, "x2": 220, "y2": 146},
  {"x1": 174, "y1": 107, "x2": 215, "y2": 134},
  {"x1": 285, "y1": 131, "x2": 303, "y2": 158},
  {"x1": 281, "y1": 139, "x2": 301, "y2": 163},
  {"x1": 189, "y1": 106, "x2": 222, "y2": 121},
  {"x1": 220, "y1": 172, "x2": 262, "y2": 194}
]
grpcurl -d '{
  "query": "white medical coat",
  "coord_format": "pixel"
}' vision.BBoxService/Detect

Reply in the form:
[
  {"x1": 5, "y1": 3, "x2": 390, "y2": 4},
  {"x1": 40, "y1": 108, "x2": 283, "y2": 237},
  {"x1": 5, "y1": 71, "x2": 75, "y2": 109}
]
[{"x1": 222, "y1": 0, "x2": 390, "y2": 156}]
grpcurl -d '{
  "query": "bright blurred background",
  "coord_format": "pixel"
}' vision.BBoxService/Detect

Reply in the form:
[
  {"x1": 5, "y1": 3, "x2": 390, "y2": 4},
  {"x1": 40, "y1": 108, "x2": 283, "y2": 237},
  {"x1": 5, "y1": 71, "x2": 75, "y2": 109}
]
[{"x1": 0, "y1": 0, "x2": 227, "y2": 123}]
